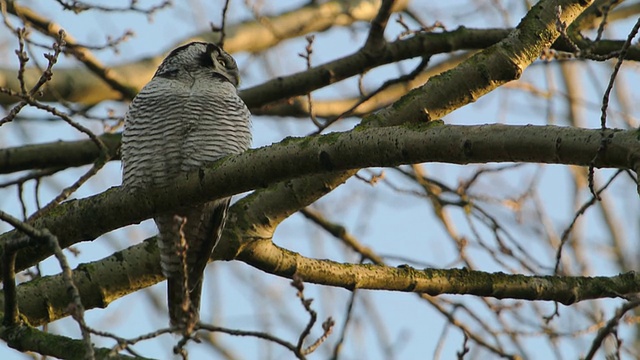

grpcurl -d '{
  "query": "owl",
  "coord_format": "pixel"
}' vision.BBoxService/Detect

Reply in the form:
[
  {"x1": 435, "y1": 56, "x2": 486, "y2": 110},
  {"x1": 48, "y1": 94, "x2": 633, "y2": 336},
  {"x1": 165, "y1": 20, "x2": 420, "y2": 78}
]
[{"x1": 121, "y1": 42, "x2": 252, "y2": 333}]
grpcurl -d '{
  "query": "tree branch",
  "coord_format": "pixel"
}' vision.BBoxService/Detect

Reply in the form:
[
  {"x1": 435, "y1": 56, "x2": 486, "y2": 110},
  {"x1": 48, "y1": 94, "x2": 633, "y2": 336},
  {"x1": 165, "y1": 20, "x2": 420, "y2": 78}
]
[
  {"x1": 0, "y1": 133, "x2": 120, "y2": 175},
  {"x1": 238, "y1": 239, "x2": 640, "y2": 305},
  {"x1": 252, "y1": 52, "x2": 472, "y2": 119},
  {"x1": 0, "y1": 124, "x2": 637, "y2": 275},
  {"x1": 6, "y1": 230, "x2": 640, "y2": 327},
  {"x1": 0, "y1": 324, "x2": 151, "y2": 359}
]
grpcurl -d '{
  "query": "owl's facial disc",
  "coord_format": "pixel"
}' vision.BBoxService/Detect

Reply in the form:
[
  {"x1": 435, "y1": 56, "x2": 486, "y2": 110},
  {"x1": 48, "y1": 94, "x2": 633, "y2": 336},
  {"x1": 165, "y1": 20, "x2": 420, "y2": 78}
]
[{"x1": 205, "y1": 45, "x2": 240, "y2": 87}]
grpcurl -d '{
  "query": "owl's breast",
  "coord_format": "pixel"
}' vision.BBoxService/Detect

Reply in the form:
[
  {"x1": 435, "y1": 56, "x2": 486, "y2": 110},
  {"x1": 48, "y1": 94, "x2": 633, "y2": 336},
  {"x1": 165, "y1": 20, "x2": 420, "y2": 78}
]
[{"x1": 122, "y1": 78, "x2": 251, "y2": 189}]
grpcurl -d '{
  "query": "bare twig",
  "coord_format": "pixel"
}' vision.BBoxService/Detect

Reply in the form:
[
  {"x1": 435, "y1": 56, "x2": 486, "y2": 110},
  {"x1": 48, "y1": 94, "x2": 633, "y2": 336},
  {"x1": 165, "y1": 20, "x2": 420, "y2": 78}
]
[
  {"x1": 0, "y1": 168, "x2": 64, "y2": 188},
  {"x1": 594, "y1": 1, "x2": 614, "y2": 42},
  {"x1": 50, "y1": 229, "x2": 95, "y2": 359},
  {"x1": 311, "y1": 55, "x2": 430, "y2": 134},
  {"x1": 364, "y1": 0, "x2": 395, "y2": 51},
  {"x1": 4, "y1": 1, "x2": 139, "y2": 99},
  {"x1": 2, "y1": 31, "x2": 113, "y2": 218},
  {"x1": 292, "y1": 274, "x2": 316, "y2": 351},
  {"x1": 212, "y1": 0, "x2": 232, "y2": 47},
  {"x1": 554, "y1": 170, "x2": 623, "y2": 275},
  {"x1": 300, "y1": 207, "x2": 384, "y2": 264},
  {"x1": 0, "y1": 210, "x2": 40, "y2": 326},
  {"x1": 196, "y1": 323, "x2": 303, "y2": 359},
  {"x1": 0, "y1": 209, "x2": 94, "y2": 358},
  {"x1": 0, "y1": 27, "x2": 30, "y2": 127},
  {"x1": 303, "y1": 317, "x2": 334, "y2": 356},
  {"x1": 298, "y1": 35, "x2": 321, "y2": 128},
  {"x1": 330, "y1": 287, "x2": 358, "y2": 360},
  {"x1": 588, "y1": 16, "x2": 640, "y2": 198},
  {"x1": 291, "y1": 274, "x2": 334, "y2": 356},
  {"x1": 53, "y1": 0, "x2": 171, "y2": 15},
  {"x1": 584, "y1": 298, "x2": 640, "y2": 360},
  {"x1": 396, "y1": 13, "x2": 445, "y2": 40},
  {"x1": 456, "y1": 333, "x2": 470, "y2": 360},
  {"x1": 1, "y1": 28, "x2": 111, "y2": 206}
]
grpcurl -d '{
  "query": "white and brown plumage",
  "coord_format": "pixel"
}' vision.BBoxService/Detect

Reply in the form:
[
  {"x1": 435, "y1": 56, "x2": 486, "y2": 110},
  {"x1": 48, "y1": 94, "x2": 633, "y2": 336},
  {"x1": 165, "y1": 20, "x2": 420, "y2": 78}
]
[{"x1": 121, "y1": 42, "x2": 251, "y2": 332}]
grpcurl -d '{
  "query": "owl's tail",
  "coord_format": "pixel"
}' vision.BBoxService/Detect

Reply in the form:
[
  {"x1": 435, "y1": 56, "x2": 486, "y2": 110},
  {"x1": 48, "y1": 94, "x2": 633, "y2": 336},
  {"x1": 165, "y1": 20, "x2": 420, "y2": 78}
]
[{"x1": 155, "y1": 199, "x2": 231, "y2": 333}]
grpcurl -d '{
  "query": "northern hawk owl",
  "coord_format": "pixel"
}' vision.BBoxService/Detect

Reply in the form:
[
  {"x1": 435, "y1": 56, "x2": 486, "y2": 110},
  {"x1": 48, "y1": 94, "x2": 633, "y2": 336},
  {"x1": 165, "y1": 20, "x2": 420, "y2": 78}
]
[{"x1": 121, "y1": 42, "x2": 251, "y2": 332}]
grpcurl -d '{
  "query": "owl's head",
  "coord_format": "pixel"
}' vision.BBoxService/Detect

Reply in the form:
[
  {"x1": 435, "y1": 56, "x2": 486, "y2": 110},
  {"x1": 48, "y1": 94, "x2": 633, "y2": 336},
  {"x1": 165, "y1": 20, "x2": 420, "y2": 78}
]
[{"x1": 154, "y1": 42, "x2": 241, "y2": 87}]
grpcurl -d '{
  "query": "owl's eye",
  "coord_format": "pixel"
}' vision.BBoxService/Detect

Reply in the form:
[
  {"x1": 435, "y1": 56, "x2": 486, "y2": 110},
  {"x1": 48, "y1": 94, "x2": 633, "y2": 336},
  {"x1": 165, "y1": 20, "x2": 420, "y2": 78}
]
[{"x1": 208, "y1": 50, "x2": 226, "y2": 68}]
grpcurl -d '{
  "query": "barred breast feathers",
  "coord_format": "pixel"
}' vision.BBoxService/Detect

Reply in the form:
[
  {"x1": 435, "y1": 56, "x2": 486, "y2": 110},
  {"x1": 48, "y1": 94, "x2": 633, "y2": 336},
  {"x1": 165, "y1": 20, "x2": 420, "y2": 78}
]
[{"x1": 122, "y1": 77, "x2": 251, "y2": 190}]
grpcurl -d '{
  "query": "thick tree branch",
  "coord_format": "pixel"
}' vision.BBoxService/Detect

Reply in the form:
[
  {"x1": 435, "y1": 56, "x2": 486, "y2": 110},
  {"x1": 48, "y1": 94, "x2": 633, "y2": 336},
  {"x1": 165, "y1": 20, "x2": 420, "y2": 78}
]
[
  {"x1": 238, "y1": 239, "x2": 640, "y2": 305},
  {"x1": 0, "y1": 124, "x2": 638, "y2": 275},
  {"x1": 0, "y1": 133, "x2": 120, "y2": 175},
  {"x1": 5, "y1": 230, "x2": 640, "y2": 327},
  {"x1": 364, "y1": 0, "x2": 395, "y2": 51},
  {"x1": 252, "y1": 53, "x2": 472, "y2": 119},
  {"x1": 0, "y1": 324, "x2": 150, "y2": 359},
  {"x1": 0, "y1": 237, "x2": 162, "y2": 326},
  {"x1": 366, "y1": 0, "x2": 596, "y2": 127}
]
